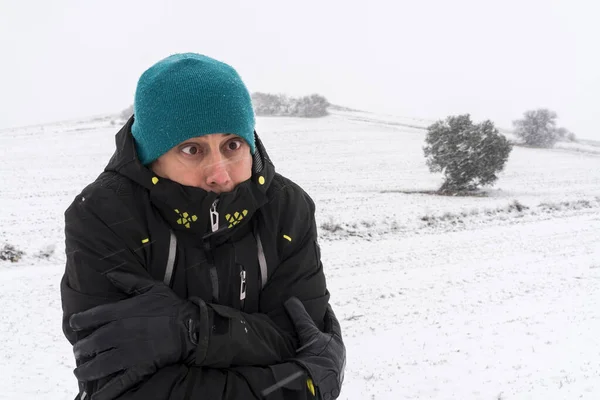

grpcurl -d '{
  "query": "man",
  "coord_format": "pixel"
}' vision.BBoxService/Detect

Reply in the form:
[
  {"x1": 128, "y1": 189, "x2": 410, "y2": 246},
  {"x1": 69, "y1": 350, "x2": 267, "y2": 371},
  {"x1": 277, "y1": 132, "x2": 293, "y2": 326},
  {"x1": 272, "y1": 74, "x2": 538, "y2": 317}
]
[{"x1": 60, "y1": 53, "x2": 345, "y2": 400}]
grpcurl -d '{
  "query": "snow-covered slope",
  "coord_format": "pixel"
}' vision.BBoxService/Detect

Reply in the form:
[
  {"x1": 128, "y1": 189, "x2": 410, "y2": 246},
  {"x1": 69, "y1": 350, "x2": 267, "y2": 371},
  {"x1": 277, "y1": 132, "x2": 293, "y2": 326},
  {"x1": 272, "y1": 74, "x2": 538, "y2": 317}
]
[{"x1": 1, "y1": 110, "x2": 599, "y2": 399}]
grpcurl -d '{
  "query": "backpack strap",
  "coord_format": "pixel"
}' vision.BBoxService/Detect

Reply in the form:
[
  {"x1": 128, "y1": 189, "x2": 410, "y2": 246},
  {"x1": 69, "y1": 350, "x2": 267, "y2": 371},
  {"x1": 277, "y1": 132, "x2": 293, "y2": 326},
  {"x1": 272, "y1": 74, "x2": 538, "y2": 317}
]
[
  {"x1": 252, "y1": 217, "x2": 268, "y2": 290},
  {"x1": 163, "y1": 229, "x2": 177, "y2": 287}
]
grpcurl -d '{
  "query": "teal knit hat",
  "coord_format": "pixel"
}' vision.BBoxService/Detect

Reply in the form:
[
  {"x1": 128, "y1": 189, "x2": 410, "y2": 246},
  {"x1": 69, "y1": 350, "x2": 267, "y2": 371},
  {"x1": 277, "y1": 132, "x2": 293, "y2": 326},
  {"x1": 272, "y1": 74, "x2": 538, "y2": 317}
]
[{"x1": 131, "y1": 53, "x2": 256, "y2": 165}]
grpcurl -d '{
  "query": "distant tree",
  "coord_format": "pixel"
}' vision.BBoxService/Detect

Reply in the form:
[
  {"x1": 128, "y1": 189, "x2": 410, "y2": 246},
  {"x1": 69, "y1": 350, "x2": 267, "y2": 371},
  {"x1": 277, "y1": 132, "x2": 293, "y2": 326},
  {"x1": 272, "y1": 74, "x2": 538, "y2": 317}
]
[
  {"x1": 556, "y1": 126, "x2": 577, "y2": 142},
  {"x1": 512, "y1": 108, "x2": 561, "y2": 147},
  {"x1": 251, "y1": 92, "x2": 329, "y2": 117},
  {"x1": 120, "y1": 105, "x2": 134, "y2": 120},
  {"x1": 296, "y1": 94, "x2": 329, "y2": 117},
  {"x1": 251, "y1": 93, "x2": 282, "y2": 116},
  {"x1": 424, "y1": 114, "x2": 513, "y2": 193}
]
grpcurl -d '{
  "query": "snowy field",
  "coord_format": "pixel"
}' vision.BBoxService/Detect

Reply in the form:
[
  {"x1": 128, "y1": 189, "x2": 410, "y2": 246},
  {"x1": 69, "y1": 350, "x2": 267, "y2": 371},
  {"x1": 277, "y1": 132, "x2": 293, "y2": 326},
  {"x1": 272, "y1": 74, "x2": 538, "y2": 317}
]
[{"x1": 1, "y1": 110, "x2": 600, "y2": 399}]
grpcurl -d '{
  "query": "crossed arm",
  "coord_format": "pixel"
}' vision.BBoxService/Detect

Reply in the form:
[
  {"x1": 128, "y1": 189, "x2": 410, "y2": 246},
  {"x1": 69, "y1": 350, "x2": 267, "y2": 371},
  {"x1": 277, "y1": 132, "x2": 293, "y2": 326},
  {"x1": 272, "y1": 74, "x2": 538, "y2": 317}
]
[
  {"x1": 61, "y1": 187, "x2": 332, "y2": 399},
  {"x1": 62, "y1": 273, "x2": 324, "y2": 400}
]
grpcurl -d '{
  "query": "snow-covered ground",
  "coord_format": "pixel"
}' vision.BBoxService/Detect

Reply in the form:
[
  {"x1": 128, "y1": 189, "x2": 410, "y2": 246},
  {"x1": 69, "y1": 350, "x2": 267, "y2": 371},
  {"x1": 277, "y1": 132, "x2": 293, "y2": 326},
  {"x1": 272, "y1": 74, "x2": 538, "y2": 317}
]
[{"x1": 1, "y1": 110, "x2": 599, "y2": 399}]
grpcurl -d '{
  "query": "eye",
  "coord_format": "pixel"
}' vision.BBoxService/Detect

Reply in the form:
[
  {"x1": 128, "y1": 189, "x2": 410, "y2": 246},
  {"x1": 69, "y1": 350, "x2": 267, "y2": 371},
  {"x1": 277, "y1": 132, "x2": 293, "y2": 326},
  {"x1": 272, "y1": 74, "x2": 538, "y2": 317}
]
[
  {"x1": 226, "y1": 140, "x2": 243, "y2": 151},
  {"x1": 181, "y1": 145, "x2": 201, "y2": 156}
]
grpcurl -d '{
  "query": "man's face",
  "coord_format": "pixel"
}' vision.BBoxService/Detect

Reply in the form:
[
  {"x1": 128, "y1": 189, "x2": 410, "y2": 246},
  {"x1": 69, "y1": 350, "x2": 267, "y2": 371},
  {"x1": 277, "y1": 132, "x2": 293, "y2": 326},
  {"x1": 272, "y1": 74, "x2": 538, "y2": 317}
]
[{"x1": 151, "y1": 133, "x2": 253, "y2": 193}]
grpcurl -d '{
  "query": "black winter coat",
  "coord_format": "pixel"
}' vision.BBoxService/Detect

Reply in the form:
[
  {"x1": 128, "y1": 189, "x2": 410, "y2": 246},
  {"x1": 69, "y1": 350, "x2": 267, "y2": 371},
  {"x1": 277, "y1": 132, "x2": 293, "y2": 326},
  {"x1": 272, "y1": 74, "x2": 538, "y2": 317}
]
[{"x1": 60, "y1": 118, "x2": 332, "y2": 399}]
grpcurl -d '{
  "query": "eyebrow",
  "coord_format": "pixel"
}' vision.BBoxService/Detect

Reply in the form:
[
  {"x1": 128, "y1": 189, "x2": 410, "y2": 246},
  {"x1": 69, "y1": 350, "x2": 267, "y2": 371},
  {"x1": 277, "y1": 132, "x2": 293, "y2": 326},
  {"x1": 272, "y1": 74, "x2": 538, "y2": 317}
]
[{"x1": 181, "y1": 134, "x2": 236, "y2": 144}]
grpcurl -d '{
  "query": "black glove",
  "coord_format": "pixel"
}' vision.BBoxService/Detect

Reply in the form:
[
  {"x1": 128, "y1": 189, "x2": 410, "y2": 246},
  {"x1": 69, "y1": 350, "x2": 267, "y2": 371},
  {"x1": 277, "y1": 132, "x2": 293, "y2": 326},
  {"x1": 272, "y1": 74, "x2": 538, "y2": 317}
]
[
  {"x1": 69, "y1": 271, "x2": 208, "y2": 400},
  {"x1": 284, "y1": 297, "x2": 346, "y2": 400}
]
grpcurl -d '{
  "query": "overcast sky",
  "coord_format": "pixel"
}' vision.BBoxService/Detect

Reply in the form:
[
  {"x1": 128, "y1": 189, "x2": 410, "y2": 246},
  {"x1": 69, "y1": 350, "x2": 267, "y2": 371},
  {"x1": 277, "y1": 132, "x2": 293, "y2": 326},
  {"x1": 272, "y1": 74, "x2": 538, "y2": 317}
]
[{"x1": 1, "y1": 0, "x2": 598, "y2": 139}]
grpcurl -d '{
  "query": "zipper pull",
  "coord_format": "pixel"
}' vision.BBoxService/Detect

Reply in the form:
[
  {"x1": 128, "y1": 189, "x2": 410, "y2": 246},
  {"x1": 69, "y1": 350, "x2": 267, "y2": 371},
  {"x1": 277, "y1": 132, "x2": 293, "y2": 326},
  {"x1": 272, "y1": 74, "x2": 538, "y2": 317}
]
[
  {"x1": 239, "y1": 268, "x2": 247, "y2": 302},
  {"x1": 210, "y1": 199, "x2": 219, "y2": 233}
]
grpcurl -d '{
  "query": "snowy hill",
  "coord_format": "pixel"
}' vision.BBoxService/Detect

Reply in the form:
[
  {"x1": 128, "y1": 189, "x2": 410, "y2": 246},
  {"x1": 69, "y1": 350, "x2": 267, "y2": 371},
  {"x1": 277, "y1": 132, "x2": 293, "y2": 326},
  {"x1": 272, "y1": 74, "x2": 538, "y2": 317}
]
[{"x1": 1, "y1": 110, "x2": 599, "y2": 399}]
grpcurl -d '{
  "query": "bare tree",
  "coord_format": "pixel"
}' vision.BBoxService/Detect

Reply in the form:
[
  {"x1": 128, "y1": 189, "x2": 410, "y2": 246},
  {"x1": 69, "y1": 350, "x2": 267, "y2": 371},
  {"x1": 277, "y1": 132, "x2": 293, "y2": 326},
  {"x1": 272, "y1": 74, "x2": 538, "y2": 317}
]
[{"x1": 512, "y1": 109, "x2": 560, "y2": 147}]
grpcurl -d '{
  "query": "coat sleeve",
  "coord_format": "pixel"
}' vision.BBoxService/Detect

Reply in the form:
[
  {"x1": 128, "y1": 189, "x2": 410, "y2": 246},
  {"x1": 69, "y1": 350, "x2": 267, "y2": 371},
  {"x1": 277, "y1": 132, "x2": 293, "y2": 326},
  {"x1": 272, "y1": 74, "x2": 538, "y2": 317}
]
[
  {"x1": 257, "y1": 183, "x2": 330, "y2": 342},
  {"x1": 108, "y1": 363, "x2": 311, "y2": 400},
  {"x1": 61, "y1": 185, "x2": 328, "y2": 398}
]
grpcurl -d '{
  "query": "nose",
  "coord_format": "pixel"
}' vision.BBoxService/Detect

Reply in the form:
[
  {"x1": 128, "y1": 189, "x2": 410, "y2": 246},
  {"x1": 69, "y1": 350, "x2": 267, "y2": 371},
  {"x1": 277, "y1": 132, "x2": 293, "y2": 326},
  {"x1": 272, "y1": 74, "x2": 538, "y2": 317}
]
[{"x1": 204, "y1": 154, "x2": 231, "y2": 190}]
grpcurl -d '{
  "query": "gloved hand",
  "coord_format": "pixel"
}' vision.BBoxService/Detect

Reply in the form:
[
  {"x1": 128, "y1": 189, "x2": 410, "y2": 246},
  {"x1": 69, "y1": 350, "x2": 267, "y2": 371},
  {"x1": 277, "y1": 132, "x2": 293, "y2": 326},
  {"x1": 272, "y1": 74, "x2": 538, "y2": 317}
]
[
  {"x1": 69, "y1": 271, "x2": 208, "y2": 400},
  {"x1": 284, "y1": 297, "x2": 346, "y2": 400}
]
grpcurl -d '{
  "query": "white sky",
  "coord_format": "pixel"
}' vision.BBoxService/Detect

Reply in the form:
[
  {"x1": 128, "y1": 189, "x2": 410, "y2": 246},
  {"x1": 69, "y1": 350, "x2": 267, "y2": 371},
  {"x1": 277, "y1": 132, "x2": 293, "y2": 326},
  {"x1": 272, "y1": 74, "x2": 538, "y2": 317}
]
[{"x1": 1, "y1": 0, "x2": 598, "y2": 139}]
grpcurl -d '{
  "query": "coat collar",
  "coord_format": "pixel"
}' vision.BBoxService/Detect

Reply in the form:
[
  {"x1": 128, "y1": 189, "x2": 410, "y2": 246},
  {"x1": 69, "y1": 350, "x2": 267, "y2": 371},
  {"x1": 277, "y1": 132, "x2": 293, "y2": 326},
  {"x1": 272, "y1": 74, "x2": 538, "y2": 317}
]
[{"x1": 105, "y1": 116, "x2": 276, "y2": 243}]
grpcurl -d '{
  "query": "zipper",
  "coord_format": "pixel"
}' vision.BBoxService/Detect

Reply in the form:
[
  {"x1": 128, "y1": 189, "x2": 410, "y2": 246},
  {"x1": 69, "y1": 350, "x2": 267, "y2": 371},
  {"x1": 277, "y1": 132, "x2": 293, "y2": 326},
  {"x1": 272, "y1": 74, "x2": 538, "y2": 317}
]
[
  {"x1": 239, "y1": 265, "x2": 246, "y2": 310},
  {"x1": 207, "y1": 198, "x2": 219, "y2": 302},
  {"x1": 210, "y1": 199, "x2": 219, "y2": 233}
]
